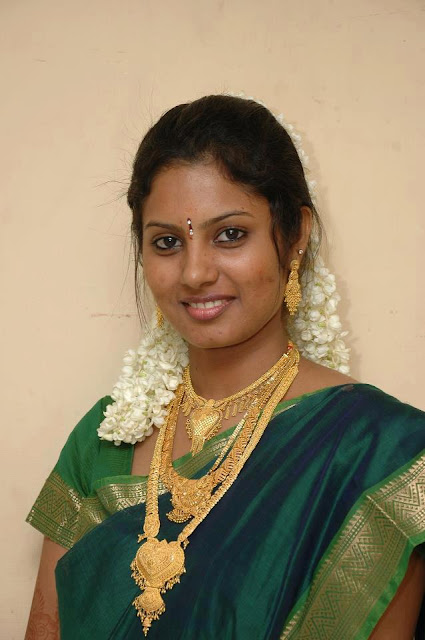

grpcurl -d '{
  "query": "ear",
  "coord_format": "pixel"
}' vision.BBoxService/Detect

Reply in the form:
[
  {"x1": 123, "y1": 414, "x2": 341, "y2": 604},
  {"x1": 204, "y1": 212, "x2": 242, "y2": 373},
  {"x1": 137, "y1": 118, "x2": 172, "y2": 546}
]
[{"x1": 286, "y1": 206, "x2": 312, "y2": 269}]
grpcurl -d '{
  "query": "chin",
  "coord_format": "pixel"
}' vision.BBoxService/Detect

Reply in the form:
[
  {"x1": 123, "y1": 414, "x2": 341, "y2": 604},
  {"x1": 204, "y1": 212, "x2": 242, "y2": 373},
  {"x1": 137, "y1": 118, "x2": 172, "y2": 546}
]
[{"x1": 180, "y1": 326, "x2": 254, "y2": 351}]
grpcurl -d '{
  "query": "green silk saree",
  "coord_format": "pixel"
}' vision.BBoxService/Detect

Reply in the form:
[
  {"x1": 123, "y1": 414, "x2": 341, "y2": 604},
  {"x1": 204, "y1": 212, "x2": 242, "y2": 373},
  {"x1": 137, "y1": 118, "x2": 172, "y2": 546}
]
[{"x1": 27, "y1": 383, "x2": 425, "y2": 639}]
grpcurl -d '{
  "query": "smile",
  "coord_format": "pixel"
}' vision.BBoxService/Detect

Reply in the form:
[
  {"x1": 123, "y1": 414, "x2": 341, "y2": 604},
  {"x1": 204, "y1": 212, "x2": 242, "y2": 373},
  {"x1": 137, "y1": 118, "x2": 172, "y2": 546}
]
[
  {"x1": 183, "y1": 299, "x2": 233, "y2": 320},
  {"x1": 188, "y1": 299, "x2": 227, "y2": 309}
]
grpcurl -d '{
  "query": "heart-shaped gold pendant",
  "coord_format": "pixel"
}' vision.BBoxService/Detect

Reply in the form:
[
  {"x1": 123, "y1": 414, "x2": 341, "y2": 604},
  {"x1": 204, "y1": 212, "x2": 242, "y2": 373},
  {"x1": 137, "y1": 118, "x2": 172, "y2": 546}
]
[
  {"x1": 135, "y1": 538, "x2": 185, "y2": 589},
  {"x1": 131, "y1": 538, "x2": 186, "y2": 635}
]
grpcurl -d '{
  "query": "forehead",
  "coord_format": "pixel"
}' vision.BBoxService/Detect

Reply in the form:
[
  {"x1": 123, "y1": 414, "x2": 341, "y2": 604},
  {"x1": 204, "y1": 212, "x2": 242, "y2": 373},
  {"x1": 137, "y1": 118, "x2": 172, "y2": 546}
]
[{"x1": 142, "y1": 162, "x2": 270, "y2": 222}]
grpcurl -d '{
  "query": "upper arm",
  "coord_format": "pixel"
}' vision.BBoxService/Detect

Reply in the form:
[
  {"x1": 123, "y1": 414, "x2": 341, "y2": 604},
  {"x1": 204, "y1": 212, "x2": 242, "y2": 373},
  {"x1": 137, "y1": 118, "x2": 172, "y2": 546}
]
[
  {"x1": 369, "y1": 550, "x2": 425, "y2": 639},
  {"x1": 25, "y1": 537, "x2": 67, "y2": 640},
  {"x1": 26, "y1": 397, "x2": 111, "y2": 548}
]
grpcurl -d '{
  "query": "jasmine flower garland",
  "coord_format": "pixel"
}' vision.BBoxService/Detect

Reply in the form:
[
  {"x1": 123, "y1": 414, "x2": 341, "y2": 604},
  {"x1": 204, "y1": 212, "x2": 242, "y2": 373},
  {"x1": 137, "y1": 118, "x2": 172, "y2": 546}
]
[
  {"x1": 292, "y1": 257, "x2": 350, "y2": 373},
  {"x1": 97, "y1": 96, "x2": 350, "y2": 446},
  {"x1": 97, "y1": 321, "x2": 189, "y2": 445}
]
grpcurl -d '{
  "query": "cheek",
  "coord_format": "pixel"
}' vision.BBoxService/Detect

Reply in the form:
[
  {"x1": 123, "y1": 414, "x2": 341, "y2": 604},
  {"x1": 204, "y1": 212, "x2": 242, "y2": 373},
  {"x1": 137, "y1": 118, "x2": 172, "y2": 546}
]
[
  {"x1": 143, "y1": 257, "x2": 176, "y2": 295},
  {"x1": 258, "y1": 269, "x2": 278, "y2": 285},
  {"x1": 141, "y1": 261, "x2": 155, "y2": 293},
  {"x1": 239, "y1": 257, "x2": 282, "y2": 294}
]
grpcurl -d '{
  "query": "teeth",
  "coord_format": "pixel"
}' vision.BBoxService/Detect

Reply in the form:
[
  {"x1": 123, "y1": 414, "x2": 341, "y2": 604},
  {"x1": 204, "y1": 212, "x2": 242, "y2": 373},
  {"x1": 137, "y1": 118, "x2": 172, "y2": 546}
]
[{"x1": 188, "y1": 299, "x2": 227, "y2": 309}]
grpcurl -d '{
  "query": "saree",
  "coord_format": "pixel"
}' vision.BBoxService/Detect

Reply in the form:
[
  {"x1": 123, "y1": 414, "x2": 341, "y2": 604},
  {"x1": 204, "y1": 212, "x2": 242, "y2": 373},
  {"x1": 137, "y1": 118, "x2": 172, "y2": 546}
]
[{"x1": 27, "y1": 383, "x2": 425, "y2": 639}]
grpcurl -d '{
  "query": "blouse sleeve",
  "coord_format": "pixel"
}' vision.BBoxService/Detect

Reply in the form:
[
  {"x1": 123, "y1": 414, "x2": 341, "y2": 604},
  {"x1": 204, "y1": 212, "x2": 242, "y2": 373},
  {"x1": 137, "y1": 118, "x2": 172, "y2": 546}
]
[{"x1": 26, "y1": 396, "x2": 112, "y2": 549}]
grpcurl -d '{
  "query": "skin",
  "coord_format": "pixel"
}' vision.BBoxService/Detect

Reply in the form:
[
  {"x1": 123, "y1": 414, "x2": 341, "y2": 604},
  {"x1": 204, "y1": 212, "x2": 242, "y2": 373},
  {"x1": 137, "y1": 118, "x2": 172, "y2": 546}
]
[
  {"x1": 26, "y1": 161, "x2": 425, "y2": 638},
  {"x1": 141, "y1": 160, "x2": 316, "y2": 401},
  {"x1": 25, "y1": 537, "x2": 63, "y2": 639}
]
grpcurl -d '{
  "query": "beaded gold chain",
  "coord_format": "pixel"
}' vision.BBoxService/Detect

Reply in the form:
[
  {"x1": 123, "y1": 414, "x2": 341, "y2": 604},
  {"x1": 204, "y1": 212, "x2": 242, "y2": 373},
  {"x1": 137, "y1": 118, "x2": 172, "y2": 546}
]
[{"x1": 130, "y1": 345, "x2": 300, "y2": 635}]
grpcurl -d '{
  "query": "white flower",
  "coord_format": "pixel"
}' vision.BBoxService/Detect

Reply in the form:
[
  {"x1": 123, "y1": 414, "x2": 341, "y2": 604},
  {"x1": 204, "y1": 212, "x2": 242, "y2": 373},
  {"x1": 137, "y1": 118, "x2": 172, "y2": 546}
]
[
  {"x1": 310, "y1": 286, "x2": 326, "y2": 305},
  {"x1": 339, "y1": 365, "x2": 350, "y2": 375},
  {"x1": 323, "y1": 280, "x2": 336, "y2": 296},
  {"x1": 97, "y1": 318, "x2": 188, "y2": 445},
  {"x1": 314, "y1": 329, "x2": 334, "y2": 345},
  {"x1": 315, "y1": 344, "x2": 329, "y2": 357},
  {"x1": 308, "y1": 310, "x2": 322, "y2": 322},
  {"x1": 325, "y1": 298, "x2": 338, "y2": 314},
  {"x1": 293, "y1": 317, "x2": 307, "y2": 331},
  {"x1": 300, "y1": 329, "x2": 313, "y2": 341},
  {"x1": 304, "y1": 342, "x2": 317, "y2": 354},
  {"x1": 328, "y1": 315, "x2": 342, "y2": 331}
]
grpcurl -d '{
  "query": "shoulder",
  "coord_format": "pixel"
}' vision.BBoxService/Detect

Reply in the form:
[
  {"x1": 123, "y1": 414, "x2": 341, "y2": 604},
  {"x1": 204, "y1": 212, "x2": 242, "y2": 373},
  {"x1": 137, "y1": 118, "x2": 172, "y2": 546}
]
[
  {"x1": 286, "y1": 356, "x2": 358, "y2": 400},
  {"x1": 290, "y1": 357, "x2": 425, "y2": 431},
  {"x1": 61, "y1": 395, "x2": 113, "y2": 451},
  {"x1": 55, "y1": 395, "x2": 113, "y2": 493},
  {"x1": 330, "y1": 383, "x2": 425, "y2": 465}
]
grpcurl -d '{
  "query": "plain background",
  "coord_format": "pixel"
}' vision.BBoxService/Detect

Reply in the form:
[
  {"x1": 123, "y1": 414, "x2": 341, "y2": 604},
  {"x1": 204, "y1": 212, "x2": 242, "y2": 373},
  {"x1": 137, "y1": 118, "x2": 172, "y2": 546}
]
[{"x1": 1, "y1": 0, "x2": 424, "y2": 636}]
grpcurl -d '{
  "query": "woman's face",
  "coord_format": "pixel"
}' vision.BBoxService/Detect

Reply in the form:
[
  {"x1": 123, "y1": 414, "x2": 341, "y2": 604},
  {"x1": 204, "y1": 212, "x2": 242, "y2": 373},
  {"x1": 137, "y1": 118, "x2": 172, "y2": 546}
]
[{"x1": 141, "y1": 162, "x2": 290, "y2": 350}]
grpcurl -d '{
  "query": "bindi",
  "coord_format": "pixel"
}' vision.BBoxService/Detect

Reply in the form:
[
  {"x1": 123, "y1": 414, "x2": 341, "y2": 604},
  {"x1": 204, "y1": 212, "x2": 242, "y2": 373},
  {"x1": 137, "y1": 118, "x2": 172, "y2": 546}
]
[{"x1": 186, "y1": 218, "x2": 194, "y2": 238}]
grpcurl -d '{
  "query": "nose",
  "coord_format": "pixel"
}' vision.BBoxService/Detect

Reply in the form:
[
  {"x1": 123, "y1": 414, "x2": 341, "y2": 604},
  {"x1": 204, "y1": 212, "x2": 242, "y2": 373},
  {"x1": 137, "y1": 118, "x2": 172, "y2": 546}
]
[{"x1": 180, "y1": 241, "x2": 219, "y2": 290}]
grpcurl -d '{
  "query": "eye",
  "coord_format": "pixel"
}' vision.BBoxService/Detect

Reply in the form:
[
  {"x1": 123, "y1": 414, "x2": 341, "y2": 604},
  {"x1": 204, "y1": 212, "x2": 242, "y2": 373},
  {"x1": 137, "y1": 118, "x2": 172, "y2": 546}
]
[
  {"x1": 152, "y1": 235, "x2": 182, "y2": 251},
  {"x1": 215, "y1": 228, "x2": 246, "y2": 243}
]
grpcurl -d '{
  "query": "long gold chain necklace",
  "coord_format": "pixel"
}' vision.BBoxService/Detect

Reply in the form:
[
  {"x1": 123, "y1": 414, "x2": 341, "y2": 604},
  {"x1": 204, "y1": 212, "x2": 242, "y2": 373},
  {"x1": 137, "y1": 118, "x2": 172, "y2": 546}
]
[
  {"x1": 161, "y1": 347, "x2": 296, "y2": 523},
  {"x1": 161, "y1": 411, "x2": 248, "y2": 523},
  {"x1": 130, "y1": 345, "x2": 300, "y2": 635},
  {"x1": 182, "y1": 344, "x2": 295, "y2": 455}
]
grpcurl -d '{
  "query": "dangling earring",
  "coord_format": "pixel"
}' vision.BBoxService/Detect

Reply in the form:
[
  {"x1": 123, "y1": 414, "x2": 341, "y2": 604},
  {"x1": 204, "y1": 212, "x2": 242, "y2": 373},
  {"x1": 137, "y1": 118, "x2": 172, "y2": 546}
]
[
  {"x1": 156, "y1": 305, "x2": 164, "y2": 328},
  {"x1": 284, "y1": 259, "x2": 302, "y2": 316}
]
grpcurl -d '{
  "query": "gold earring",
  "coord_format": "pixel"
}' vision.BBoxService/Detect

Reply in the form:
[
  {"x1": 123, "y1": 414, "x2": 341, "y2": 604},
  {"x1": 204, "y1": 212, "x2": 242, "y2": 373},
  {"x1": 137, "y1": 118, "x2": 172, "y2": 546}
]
[
  {"x1": 156, "y1": 305, "x2": 164, "y2": 328},
  {"x1": 284, "y1": 259, "x2": 302, "y2": 316}
]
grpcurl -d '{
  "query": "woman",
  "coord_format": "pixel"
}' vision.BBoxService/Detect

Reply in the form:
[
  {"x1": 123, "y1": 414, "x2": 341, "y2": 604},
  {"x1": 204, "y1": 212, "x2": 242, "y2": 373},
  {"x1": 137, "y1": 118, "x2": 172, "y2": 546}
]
[{"x1": 25, "y1": 95, "x2": 425, "y2": 639}]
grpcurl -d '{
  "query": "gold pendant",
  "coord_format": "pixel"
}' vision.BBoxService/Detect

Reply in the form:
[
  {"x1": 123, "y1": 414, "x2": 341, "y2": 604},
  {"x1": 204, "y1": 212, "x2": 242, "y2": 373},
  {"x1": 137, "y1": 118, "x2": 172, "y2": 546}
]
[
  {"x1": 130, "y1": 346, "x2": 300, "y2": 634},
  {"x1": 131, "y1": 538, "x2": 186, "y2": 635},
  {"x1": 166, "y1": 476, "x2": 214, "y2": 523},
  {"x1": 188, "y1": 400, "x2": 222, "y2": 455}
]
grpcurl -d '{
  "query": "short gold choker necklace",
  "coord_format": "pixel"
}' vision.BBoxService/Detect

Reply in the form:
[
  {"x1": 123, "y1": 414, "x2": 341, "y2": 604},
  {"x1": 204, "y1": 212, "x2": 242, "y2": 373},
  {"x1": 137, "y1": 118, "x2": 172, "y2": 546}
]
[
  {"x1": 182, "y1": 343, "x2": 295, "y2": 455},
  {"x1": 130, "y1": 344, "x2": 300, "y2": 635}
]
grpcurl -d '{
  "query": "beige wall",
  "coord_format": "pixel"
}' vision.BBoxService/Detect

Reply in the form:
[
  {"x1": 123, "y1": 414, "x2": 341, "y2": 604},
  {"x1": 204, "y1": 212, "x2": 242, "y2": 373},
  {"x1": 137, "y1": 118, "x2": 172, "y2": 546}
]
[{"x1": 1, "y1": 0, "x2": 424, "y2": 636}]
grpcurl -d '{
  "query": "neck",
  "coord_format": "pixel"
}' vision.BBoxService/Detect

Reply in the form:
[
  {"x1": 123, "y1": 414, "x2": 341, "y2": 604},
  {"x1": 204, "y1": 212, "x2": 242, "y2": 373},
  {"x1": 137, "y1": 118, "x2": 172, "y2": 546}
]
[{"x1": 187, "y1": 315, "x2": 290, "y2": 400}]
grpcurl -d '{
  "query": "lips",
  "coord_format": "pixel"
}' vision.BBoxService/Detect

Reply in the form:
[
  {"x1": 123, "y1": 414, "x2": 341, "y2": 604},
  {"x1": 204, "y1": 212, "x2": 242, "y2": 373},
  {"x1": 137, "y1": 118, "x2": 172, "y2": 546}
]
[{"x1": 182, "y1": 297, "x2": 234, "y2": 320}]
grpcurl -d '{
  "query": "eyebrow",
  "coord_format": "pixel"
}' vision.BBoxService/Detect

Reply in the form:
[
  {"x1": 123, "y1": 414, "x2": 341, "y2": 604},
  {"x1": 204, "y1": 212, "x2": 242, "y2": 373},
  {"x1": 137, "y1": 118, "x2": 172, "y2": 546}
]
[{"x1": 143, "y1": 210, "x2": 254, "y2": 232}]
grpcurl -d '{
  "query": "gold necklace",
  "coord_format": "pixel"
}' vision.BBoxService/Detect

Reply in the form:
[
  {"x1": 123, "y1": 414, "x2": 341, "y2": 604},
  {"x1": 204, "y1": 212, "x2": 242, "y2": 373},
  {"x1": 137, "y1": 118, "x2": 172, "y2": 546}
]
[
  {"x1": 161, "y1": 412, "x2": 248, "y2": 523},
  {"x1": 162, "y1": 349, "x2": 297, "y2": 523},
  {"x1": 130, "y1": 345, "x2": 300, "y2": 635},
  {"x1": 182, "y1": 343, "x2": 295, "y2": 455}
]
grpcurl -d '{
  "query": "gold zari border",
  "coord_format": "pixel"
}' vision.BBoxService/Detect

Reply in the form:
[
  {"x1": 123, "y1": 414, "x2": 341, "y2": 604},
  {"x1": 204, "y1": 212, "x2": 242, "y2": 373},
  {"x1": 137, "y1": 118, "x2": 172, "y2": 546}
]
[
  {"x1": 280, "y1": 451, "x2": 425, "y2": 639},
  {"x1": 26, "y1": 471, "x2": 82, "y2": 549},
  {"x1": 75, "y1": 480, "x2": 154, "y2": 543},
  {"x1": 75, "y1": 435, "x2": 234, "y2": 543}
]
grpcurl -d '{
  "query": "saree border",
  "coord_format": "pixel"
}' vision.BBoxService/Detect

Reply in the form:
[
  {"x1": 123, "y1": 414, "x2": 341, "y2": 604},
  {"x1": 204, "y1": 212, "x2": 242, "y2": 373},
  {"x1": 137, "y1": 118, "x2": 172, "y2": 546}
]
[
  {"x1": 280, "y1": 449, "x2": 425, "y2": 639},
  {"x1": 75, "y1": 431, "x2": 237, "y2": 543},
  {"x1": 25, "y1": 470, "x2": 82, "y2": 549}
]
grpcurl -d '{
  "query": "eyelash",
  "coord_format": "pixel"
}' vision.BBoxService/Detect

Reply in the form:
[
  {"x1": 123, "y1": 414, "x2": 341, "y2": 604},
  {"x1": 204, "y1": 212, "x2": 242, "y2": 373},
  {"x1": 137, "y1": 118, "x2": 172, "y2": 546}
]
[{"x1": 152, "y1": 227, "x2": 246, "y2": 251}]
